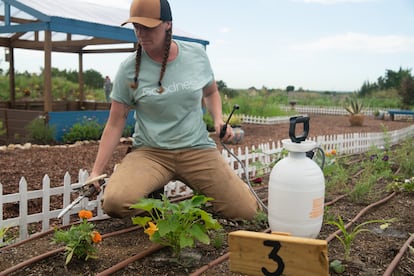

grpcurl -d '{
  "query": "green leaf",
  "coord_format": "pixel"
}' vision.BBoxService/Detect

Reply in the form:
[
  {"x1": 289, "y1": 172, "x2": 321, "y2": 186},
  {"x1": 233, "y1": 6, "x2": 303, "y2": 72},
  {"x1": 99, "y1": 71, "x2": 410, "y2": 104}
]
[
  {"x1": 191, "y1": 195, "x2": 213, "y2": 206},
  {"x1": 130, "y1": 198, "x2": 157, "y2": 212},
  {"x1": 198, "y1": 209, "x2": 221, "y2": 229},
  {"x1": 131, "y1": 216, "x2": 152, "y2": 227},
  {"x1": 330, "y1": 259, "x2": 345, "y2": 273},
  {"x1": 179, "y1": 232, "x2": 194, "y2": 249},
  {"x1": 169, "y1": 203, "x2": 180, "y2": 213},
  {"x1": 189, "y1": 224, "x2": 210, "y2": 244},
  {"x1": 65, "y1": 248, "x2": 74, "y2": 265},
  {"x1": 157, "y1": 220, "x2": 179, "y2": 237}
]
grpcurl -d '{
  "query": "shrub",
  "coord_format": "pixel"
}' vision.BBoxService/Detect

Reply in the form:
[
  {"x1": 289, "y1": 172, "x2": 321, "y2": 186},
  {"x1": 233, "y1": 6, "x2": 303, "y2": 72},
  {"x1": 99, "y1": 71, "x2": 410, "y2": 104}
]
[
  {"x1": 25, "y1": 116, "x2": 56, "y2": 144},
  {"x1": 62, "y1": 116, "x2": 104, "y2": 144}
]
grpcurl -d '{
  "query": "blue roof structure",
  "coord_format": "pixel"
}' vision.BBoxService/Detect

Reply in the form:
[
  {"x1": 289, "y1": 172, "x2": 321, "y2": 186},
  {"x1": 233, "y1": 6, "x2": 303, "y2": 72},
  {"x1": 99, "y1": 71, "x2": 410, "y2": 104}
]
[
  {"x1": 0, "y1": 0, "x2": 209, "y2": 51},
  {"x1": 0, "y1": 0, "x2": 209, "y2": 111}
]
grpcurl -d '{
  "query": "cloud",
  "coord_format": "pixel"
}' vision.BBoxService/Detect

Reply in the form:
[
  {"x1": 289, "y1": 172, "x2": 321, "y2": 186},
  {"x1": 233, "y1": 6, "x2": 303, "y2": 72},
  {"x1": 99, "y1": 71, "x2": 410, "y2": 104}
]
[
  {"x1": 293, "y1": 32, "x2": 414, "y2": 53},
  {"x1": 297, "y1": 0, "x2": 374, "y2": 4},
  {"x1": 83, "y1": 0, "x2": 131, "y2": 7},
  {"x1": 219, "y1": 27, "x2": 231, "y2": 34}
]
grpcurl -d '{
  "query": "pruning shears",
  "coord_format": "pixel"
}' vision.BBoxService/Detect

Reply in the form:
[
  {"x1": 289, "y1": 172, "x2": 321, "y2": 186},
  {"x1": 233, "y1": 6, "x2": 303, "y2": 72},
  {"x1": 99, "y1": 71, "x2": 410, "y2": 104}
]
[{"x1": 57, "y1": 174, "x2": 107, "y2": 219}]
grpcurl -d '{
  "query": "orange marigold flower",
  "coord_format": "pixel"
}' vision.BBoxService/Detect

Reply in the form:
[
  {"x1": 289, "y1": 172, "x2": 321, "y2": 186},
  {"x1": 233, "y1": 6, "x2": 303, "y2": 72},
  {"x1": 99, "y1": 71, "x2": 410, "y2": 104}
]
[
  {"x1": 78, "y1": 210, "x2": 93, "y2": 220},
  {"x1": 144, "y1": 221, "x2": 158, "y2": 238},
  {"x1": 331, "y1": 149, "x2": 337, "y2": 155},
  {"x1": 91, "y1": 231, "x2": 102, "y2": 243}
]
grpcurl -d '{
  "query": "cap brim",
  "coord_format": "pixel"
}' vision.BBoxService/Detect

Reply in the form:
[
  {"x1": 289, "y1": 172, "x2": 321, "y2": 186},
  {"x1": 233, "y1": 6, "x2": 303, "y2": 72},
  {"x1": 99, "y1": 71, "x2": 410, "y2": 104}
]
[{"x1": 121, "y1": 17, "x2": 162, "y2": 28}]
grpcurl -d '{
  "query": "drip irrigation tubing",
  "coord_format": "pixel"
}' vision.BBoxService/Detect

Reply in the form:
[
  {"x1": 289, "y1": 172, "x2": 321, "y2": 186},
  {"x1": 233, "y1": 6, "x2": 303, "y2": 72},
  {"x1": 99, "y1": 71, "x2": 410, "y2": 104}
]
[
  {"x1": 190, "y1": 228, "x2": 272, "y2": 276},
  {"x1": 96, "y1": 243, "x2": 165, "y2": 276},
  {"x1": 0, "y1": 216, "x2": 130, "y2": 253},
  {"x1": 383, "y1": 233, "x2": 414, "y2": 276},
  {"x1": 0, "y1": 186, "x2": 265, "y2": 275},
  {"x1": 190, "y1": 252, "x2": 230, "y2": 276},
  {"x1": 325, "y1": 192, "x2": 396, "y2": 242},
  {"x1": 0, "y1": 248, "x2": 64, "y2": 276},
  {"x1": 1, "y1": 194, "x2": 192, "y2": 253},
  {"x1": 1, "y1": 187, "x2": 410, "y2": 275},
  {"x1": 0, "y1": 223, "x2": 145, "y2": 275},
  {"x1": 191, "y1": 191, "x2": 406, "y2": 276}
]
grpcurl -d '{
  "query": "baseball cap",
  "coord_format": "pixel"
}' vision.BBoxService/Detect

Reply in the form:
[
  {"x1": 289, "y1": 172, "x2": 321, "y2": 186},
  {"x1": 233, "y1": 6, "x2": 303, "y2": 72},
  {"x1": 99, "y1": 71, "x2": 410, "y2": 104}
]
[{"x1": 122, "y1": 0, "x2": 172, "y2": 28}]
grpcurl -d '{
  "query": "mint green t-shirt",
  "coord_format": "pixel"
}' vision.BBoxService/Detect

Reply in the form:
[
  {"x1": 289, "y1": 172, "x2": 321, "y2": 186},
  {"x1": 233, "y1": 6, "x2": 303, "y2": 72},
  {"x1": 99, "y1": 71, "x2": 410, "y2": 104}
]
[{"x1": 111, "y1": 40, "x2": 217, "y2": 149}]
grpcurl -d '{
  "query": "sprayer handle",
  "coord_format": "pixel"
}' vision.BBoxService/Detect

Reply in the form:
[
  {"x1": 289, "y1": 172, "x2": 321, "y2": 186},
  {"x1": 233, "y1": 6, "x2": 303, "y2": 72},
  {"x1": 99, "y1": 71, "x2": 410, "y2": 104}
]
[{"x1": 289, "y1": 116, "x2": 310, "y2": 143}]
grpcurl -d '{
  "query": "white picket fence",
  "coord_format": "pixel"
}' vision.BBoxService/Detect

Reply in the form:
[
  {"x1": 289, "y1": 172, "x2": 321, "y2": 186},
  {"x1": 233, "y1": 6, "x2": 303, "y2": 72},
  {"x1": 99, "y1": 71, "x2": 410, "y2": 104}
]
[
  {"x1": 1, "y1": 124, "x2": 414, "y2": 243},
  {"x1": 279, "y1": 105, "x2": 390, "y2": 116},
  {"x1": 221, "y1": 124, "x2": 414, "y2": 178},
  {"x1": 0, "y1": 170, "x2": 109, "y2": 242},
  {"x1": 238, "y1": 105, "x2": 393, "y2": 125}
]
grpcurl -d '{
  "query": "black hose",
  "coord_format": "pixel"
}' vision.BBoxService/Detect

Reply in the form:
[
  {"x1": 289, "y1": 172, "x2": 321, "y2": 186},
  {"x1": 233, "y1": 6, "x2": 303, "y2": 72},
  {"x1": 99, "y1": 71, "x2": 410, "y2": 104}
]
[{"x1": 220, "y1": 141, "x2": 268, "y2": 213}]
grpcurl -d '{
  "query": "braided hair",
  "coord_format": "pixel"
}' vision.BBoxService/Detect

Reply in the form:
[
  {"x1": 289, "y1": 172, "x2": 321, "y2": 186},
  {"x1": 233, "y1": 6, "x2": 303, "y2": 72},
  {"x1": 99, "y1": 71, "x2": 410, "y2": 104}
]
[{"x1": 130, "y1": 27, "x2": 173, "y2": 93}]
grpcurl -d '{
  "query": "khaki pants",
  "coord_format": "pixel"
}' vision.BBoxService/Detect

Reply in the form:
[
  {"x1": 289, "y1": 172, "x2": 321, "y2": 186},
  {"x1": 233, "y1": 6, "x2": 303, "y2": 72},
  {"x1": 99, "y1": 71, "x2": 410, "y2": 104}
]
[{"x1": 102, "y1": 147, "x2": 259, "y2": 220}]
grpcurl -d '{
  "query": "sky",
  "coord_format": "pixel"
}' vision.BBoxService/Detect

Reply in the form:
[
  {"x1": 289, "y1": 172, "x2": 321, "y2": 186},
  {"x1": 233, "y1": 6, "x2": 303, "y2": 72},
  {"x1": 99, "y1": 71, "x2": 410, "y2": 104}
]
[{"x1": 1, "y1": 0, "x2": 414, "y2": 92}]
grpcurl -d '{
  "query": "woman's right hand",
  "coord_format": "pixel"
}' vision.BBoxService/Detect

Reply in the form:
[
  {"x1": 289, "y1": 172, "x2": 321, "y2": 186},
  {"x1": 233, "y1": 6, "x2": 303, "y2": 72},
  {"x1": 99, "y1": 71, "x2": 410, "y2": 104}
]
[{"x1": 87, "y1": 172, "x2": 107, "y2": 193}]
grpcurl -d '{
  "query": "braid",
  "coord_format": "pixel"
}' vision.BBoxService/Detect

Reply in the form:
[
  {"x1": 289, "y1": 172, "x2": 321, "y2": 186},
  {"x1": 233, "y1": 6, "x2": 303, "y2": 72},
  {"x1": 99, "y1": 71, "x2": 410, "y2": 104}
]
[
  {"x1": 130, "y1": 43, "x2": 142, "y2": 89},
  {"x1": 157, "y1": 28, "x2": 172, "y2": 93}
]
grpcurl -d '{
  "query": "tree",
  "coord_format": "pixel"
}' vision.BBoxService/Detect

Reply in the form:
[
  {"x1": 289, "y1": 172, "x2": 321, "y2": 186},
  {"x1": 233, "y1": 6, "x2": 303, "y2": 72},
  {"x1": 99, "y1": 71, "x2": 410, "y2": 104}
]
[
  {"x1": 216, "y1": 80, "x2": 228, "y2": 91},
  {"x1": 398, "y1": 76, "x2": 414, "y2": 108},
  {"x1": 216, "y1": 79, "x2": 238, "y2": 98},
  {"x1": 382, "y1": 68, "x2": 411, "y2": 90},
  {"x1": 83, "y1": 69, "x2": 103, "y2": 89},
  {"x1": 359, "y1": 80, "x2": 377, "y2": 96},
  {"x1": 286, "y1": 85, "x2": 295, "y2": 92}
]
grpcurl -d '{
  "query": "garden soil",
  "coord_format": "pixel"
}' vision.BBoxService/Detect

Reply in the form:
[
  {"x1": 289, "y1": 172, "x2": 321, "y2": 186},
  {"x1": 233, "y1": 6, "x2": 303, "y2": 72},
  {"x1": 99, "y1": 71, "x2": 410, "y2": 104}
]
[{"x1": 0, "y1": 114, "x2": 413, "y2": 275}]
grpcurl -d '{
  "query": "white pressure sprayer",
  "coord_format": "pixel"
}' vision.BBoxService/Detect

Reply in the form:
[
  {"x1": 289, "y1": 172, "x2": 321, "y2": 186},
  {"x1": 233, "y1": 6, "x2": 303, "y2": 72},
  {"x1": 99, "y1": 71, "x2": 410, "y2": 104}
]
[{"x1": 268, "y1": 116, "x2": 325, "y2": 238}]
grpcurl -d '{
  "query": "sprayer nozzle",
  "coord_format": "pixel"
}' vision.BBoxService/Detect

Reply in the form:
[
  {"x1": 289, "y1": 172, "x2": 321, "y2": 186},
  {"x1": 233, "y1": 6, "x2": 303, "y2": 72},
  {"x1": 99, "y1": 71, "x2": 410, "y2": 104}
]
[{"x1": 234, "y1": 104, "x2": 240, "y2": 110}]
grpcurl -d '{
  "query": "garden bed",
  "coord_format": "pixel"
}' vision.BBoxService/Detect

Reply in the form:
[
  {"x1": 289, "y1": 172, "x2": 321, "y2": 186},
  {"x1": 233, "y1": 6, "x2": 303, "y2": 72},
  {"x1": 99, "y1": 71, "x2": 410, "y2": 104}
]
[{"x1": 1, "y1": 115, "x2": 413, "y2": 275}]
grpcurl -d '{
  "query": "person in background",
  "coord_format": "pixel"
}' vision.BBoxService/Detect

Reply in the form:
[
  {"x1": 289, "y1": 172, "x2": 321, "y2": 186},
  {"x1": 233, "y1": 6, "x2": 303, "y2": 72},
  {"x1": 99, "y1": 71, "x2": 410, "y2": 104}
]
[
  {"x1": 103, "y1": 76, "x2": 112, "y2": 102},
  {"x1": 89, "y1": 0, "x2": 259, "y2": 220}
]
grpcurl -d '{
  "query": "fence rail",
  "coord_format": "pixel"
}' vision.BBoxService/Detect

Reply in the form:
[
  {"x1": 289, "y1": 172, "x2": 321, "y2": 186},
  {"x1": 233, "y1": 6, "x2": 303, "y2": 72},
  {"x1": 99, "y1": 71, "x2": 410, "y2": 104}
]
[
  {"x1": 1, "y1": 123, "x2": 414, "y2": 243},
  {"x1": 279, "y1": 105, "x2": 390, "y2": 116}
]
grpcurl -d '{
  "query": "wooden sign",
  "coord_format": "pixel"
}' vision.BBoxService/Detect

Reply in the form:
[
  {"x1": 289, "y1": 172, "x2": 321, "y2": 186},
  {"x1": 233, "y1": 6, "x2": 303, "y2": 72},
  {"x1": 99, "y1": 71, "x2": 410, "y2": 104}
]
[{"x1": 229, "y1": 230, "x2": 328, "y2": 276}]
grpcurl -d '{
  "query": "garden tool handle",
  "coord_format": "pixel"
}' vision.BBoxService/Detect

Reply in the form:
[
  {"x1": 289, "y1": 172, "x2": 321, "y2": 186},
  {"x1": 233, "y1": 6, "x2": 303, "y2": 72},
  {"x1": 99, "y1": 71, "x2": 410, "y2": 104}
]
[
  {"x1": 74, "y1": 174, "x2": 107, "y2": 192},
  {"x1": 83, "y1": 174, "x2": 107, "y2": 186},
  {"x1": 220, "y1": 104, "x2": 240, "y2": 139}
]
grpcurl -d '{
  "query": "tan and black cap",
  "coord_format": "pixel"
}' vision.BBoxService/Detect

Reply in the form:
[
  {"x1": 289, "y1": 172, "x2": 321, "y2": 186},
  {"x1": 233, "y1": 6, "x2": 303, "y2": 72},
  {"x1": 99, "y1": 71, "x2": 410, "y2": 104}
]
[{"x1": 122, "y1": 0, "x2": 172, "y2": 28}]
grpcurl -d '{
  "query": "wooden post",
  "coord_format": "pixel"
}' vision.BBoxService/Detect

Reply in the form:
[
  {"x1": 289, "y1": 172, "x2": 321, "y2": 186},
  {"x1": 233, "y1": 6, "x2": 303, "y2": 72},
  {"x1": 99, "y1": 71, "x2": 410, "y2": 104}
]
[
  {"x1": 7, "y1": 47, "x2": 16, "y2": 106},
  {"x1": 229, "y1": 230, "x2": 328, "y2": 276},
  {"x1": 43, "y1": 30, "x2": 52, "y2": 112},
  {"x1": 78, "y1": 52, "x2": 84, "y2": 109}
]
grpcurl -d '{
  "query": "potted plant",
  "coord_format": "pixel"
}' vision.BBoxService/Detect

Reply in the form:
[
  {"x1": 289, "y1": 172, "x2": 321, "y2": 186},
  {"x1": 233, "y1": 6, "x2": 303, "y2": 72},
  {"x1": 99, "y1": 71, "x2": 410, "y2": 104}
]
[{"x1": 344, "y1": 95, "x2": 365, "y2": 126}]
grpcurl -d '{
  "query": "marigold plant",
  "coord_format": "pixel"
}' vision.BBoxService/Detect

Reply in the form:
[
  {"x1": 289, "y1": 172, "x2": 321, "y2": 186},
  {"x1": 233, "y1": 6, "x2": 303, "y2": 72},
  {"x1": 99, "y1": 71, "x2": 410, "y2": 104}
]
[
  {"x1": 52, "y1": 210, "x2": 102, "y2": 265},
  {"x1": 131, "y1": 194, "x2": 222, "y2": 257},
  {"x1": 79, "y1": 209, "x2": 93, "y2": 219}
]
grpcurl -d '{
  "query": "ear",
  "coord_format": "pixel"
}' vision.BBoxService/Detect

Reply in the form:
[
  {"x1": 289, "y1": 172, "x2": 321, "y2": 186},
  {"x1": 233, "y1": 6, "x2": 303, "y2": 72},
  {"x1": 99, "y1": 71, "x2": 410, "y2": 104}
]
[{"x1": 164, "y1": 21, "x2": 172, "y2": 31}]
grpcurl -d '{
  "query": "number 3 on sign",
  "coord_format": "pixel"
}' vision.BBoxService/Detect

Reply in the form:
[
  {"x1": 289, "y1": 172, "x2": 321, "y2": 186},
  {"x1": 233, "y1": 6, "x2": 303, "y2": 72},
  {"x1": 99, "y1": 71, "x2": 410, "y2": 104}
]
[
  {"x1": 229, "y1": 230, "x2": 328, "y2": 276},
  {"x1": 262, "y1": 240, "x2": 284, "y2": 276}
]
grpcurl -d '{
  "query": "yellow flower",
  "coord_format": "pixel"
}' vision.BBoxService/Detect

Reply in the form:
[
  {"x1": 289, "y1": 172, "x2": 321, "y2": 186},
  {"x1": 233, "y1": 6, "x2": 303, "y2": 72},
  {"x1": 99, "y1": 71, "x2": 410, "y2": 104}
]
[
  {"x1": 78, "y1": 210, "x2": 93, "y2": 220},
  {"x1": 144, "y1": 222, "x2": 158, "y2": 238},
  {"x1": 91, "y1": 231, "x2": 102, "y2": 243}
]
